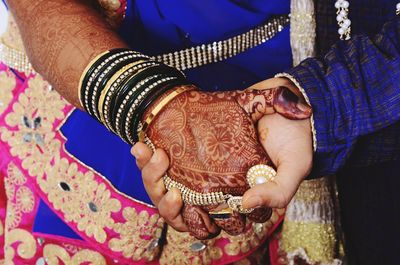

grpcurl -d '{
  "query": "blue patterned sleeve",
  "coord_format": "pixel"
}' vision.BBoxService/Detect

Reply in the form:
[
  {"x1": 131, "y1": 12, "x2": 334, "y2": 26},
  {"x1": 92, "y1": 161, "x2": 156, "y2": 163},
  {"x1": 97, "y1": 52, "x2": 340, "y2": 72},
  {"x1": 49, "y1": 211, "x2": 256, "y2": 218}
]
[{"x1": 280, "y1": 17, "x2": 400, "y2": 177}]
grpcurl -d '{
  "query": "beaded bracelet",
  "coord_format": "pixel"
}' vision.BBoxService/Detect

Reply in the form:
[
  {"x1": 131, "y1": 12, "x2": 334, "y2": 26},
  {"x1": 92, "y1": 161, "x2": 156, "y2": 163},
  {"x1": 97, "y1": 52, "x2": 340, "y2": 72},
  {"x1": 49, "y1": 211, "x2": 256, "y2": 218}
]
[
  {"x1": 107, "y1": 66, "x2": 161, "y2": 133},
  {"x1": 115, "y1": 74, "x2": 163, "y2": 138},
  {"x1": 97, "y1": 61, "x2": 145, "y2": 124}
]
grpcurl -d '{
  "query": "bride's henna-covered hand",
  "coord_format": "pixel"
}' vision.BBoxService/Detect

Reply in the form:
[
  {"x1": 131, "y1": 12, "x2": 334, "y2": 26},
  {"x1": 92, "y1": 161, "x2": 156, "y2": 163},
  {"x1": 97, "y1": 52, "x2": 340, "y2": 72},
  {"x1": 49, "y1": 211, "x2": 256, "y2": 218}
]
[{"x1": 143, "y1": 85, "x2": 311, "y2": 239}]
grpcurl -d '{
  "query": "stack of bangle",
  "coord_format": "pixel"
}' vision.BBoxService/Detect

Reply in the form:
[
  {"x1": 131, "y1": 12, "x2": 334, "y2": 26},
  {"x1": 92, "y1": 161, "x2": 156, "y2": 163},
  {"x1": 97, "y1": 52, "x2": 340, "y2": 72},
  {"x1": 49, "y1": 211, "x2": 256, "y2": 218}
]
[{"x1": 79, "y1": 48, "x2": 193, "y2": 145}]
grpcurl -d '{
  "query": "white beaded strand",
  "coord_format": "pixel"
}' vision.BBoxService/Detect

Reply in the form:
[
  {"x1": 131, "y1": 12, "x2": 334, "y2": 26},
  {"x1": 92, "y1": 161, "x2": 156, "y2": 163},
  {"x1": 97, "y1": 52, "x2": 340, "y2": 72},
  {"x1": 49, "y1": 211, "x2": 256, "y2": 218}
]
[
  {"x1": 396, "y1": 2, "x2": 400, "y2": 15},
  {"x1": 335, "y1": 0, "x2": 351, "y2": 40}
]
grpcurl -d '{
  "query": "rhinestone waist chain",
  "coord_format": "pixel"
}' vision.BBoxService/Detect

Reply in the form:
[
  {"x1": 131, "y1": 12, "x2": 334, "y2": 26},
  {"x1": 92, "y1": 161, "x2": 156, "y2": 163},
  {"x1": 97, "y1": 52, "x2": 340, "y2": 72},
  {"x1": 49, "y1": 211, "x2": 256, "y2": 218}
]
[{"x1": 0, "y1": 14, "x2": 290, "y2": 73}]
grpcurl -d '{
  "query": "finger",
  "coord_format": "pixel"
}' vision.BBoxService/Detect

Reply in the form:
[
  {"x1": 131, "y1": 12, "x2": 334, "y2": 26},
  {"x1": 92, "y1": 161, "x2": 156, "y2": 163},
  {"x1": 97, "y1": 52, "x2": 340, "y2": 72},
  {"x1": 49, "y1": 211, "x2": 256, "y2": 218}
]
[
  {"x1": 247, "y1": 77, "x2": 291, "y2": 89},
  {"x1": 244, "y1": 113, "x2": 312, "y2": 209},
  {"x1": 247, "y1": 77, "x2": 303, "y2": 97},
  {"x1": 141, "y1": 149, "x2": 170, "y2": 205},
  {"x1": 273, "y1": 87, "x2": 312, "y2": 120},
  {"x1": 131, "y1": 142, "x2": 153, "y2": 170},
  {"x1": 242, "y1": 159, "x2": 309, "y2": 209},
  {"x1": 213, "y1": 211, "x2": 245, "y2": 236},
  {"x1": 235, "y1": 89, "x2": 277, "y2": 122},
  {"x1": 236, "y1": 87, "x2": 311, "y2": 123},
  {"x1": 247, "y1": 207, "x2": 272, "y2": 223},
  {"x1": 182, "y1": 205, "x2": 220, "y2": 239},
  {"x1": 158, "y1": 188, "x2": 189, "y2": 232}
]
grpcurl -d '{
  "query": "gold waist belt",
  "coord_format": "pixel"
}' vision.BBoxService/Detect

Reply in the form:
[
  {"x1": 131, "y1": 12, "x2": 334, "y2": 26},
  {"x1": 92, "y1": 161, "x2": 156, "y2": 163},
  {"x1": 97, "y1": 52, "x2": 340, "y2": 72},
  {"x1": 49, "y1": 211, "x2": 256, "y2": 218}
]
[{"x1": 0, "y1": 14, "x2": 289, "y2": 73}]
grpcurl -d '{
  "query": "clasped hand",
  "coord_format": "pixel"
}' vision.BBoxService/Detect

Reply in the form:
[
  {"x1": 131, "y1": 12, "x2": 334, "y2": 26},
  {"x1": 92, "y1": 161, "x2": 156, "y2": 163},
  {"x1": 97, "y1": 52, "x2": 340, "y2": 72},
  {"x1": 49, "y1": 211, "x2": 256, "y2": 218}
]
[{"x1": 132, "y1": 77, "x2": 313, "y2": 239}]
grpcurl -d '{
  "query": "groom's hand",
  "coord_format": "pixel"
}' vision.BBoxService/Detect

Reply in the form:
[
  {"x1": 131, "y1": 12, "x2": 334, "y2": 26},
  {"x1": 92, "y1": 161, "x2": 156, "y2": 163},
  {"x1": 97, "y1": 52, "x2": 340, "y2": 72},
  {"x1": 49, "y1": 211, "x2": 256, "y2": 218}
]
[{"x1": 242, "y1": 78, "x2": 313, "y2": 209}]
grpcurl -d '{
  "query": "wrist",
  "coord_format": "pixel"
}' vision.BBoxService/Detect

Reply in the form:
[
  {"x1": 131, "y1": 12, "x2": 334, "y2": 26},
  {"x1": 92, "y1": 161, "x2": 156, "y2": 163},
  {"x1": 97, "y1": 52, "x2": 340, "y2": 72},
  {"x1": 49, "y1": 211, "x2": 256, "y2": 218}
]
[{"x1": 139, "y1": 84, "x2": 197, "y2": 141}]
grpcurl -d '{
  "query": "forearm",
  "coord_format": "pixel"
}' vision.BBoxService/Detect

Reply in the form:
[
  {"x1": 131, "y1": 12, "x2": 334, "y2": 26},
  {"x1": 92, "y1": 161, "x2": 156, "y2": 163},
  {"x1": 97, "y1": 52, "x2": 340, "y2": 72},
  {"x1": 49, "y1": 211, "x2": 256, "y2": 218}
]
[
  {"x1": 7, "y1": 0, "x2": 128, "y2": 107},
  {"x1": 280, "y1": 17, "x2": 400, "y2": 176}
]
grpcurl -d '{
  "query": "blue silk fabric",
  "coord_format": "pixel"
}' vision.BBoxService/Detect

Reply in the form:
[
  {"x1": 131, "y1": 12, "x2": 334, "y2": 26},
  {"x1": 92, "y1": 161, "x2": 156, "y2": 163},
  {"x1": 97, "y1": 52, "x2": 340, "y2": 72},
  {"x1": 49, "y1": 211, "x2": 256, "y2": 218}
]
[
  {"x1": 33, "y1": 0, "x2": 292, "y2": 238},
  {"x1": 286, "y1": 15, "x2": 400, "y2": 178}
]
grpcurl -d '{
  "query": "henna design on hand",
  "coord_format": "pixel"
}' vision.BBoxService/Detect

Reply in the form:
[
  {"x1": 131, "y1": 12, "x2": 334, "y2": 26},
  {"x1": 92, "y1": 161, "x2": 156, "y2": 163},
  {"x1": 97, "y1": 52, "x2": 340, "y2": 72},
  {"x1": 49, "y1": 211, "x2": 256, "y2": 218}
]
[
  {"x1": 236, "y1": 86, "x2": 312, "y2": 121},
  {"x1": 8, "y1": 0, "x2": 128, "y2": 107},
  {"x1": 146, "y1": 86, "x2": 311, "y2": 239}
]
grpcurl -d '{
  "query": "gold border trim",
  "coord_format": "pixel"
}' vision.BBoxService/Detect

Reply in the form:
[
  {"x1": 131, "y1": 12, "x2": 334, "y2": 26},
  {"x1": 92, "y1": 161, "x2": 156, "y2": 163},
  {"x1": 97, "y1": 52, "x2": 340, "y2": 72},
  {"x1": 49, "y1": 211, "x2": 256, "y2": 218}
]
[{"x1": 57, "y1": 107, "x2": 156, "y2": 209}]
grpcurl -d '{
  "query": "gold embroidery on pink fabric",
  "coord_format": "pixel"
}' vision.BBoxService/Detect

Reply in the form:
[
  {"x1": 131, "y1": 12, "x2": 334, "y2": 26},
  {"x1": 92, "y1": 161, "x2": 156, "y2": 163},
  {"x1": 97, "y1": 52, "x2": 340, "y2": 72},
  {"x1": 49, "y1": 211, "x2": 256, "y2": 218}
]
[
  {"x1": 159, "y1": 227, "x2": 222, "y2": 265},
  {"x1": 56, "y1": 113, "x2": 156, "y2": 209},
  {"x1": 5, "y1": 229, "x2": 37, "y2": 262},
  {"x1": 1, "y1": 76, "x2": 64, "y2": 177},
  {"x1": 15, "y1": 186, "x2": 34, "y2": 213},
  {"x1": 5, "y1": 203, "x2": 21, "y2": 229},
  {"x1": 159, "y1": 207, "x2": 281, "y2": 265},
  {"x1": 4, "y1": 229, "x2": 110, "y2": 264},
  {"x1": 6, "y1": 162, "x2": 26, "y2": 186},
  {"x1": 109, "y1": 207, "x2": 163, "y2": 261},
  {"x1": 4, "y1": 228, "x2": 110, "y2": 264},
  {"x1": 4, "y1": 163, "x2": 28, "y2": 230},
  {"x1": 0, "y1": 75, "x2": 163, "y2": 259},
  {"x1": 43, "y1": 244, "x2": 107, "y2": 265},
  {"x1": 4, "y1": 163, "x2": 108, "y2": 264},
  {"x1": 0, "y1": 70, "x2": 16, "y2": 115},
  {"x1": 43, "y1": 157, "x2": 121, "y2": 244},
  {"x1": 0, "y1": 72, "x2": 284, "y2": 264}
]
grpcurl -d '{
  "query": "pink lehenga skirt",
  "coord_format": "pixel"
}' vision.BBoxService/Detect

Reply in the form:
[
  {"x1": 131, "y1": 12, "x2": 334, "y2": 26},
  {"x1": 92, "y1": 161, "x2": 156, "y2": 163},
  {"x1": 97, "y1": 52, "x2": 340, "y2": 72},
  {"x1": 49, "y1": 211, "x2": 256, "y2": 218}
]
[{"x1": 0, "y1": 62, "x2": 286, "y2": 264}]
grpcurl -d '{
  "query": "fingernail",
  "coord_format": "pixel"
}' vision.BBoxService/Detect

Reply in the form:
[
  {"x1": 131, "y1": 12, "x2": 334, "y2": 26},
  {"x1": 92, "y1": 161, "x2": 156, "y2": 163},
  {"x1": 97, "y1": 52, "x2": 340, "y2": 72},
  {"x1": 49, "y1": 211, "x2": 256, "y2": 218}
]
[
  {"x1": 297, "y1": 101, "x2": 311, "y2": 113},
  {"x1": 150, "y1": 151, "x2": 159, "y2": 163},
  {"x1": 243, "y1": 196, "x2": 262, "y2": 209},
  {"x1": 280, "y1": 87, "x2": 298, "y2": 103}
]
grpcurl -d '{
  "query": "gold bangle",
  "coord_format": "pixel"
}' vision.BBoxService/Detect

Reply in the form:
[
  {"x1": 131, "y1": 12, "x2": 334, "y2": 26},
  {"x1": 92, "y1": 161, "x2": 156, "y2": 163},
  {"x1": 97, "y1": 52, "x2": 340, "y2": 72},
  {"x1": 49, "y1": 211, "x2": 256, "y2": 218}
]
[
  {"x1": 97, "y1": 61, "x2": 145, "y2": 124},
  {"x1": 138, "y1": 85, "x2": 196, "y2": 142},
  {"x1": 78, "y1": 50, "x2": 110, "y2": 107}
]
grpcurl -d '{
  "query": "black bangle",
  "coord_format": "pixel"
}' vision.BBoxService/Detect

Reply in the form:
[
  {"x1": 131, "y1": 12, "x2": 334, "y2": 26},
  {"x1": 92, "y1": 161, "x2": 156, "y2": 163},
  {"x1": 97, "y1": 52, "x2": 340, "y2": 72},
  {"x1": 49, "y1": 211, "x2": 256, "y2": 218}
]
[
  {"x1": 79, "y1": 49, "x2": 191, "y2": 146},
  {"x1": 92, "y1": 55, "x2": 148, "y2": 121},
  {"x1": 104, "y1": 64, "x2": 166, "y2": 133},
  {"x1": 116, "y1": 74, "x2": 173, "y2": 143},
  {"x1": 110, "y1": 64, "x2": 183, "y2": 130},
  {"x1": 80, "y1": 48, "x2": 132, "y2": 113},
  {"x1": 115, "y1": 74, "x2": 170, "y2": 139},
  {"x1": 107, "y1": 63, "x2": 165, "y2": 131}
]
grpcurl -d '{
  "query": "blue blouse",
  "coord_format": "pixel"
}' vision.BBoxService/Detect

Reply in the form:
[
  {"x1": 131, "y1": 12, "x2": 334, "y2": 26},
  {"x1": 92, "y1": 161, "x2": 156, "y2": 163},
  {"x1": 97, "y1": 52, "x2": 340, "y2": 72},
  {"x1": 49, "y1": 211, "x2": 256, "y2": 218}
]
[{"x1": 33, "y1": 0, "x2": 292, "y2": 238}]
